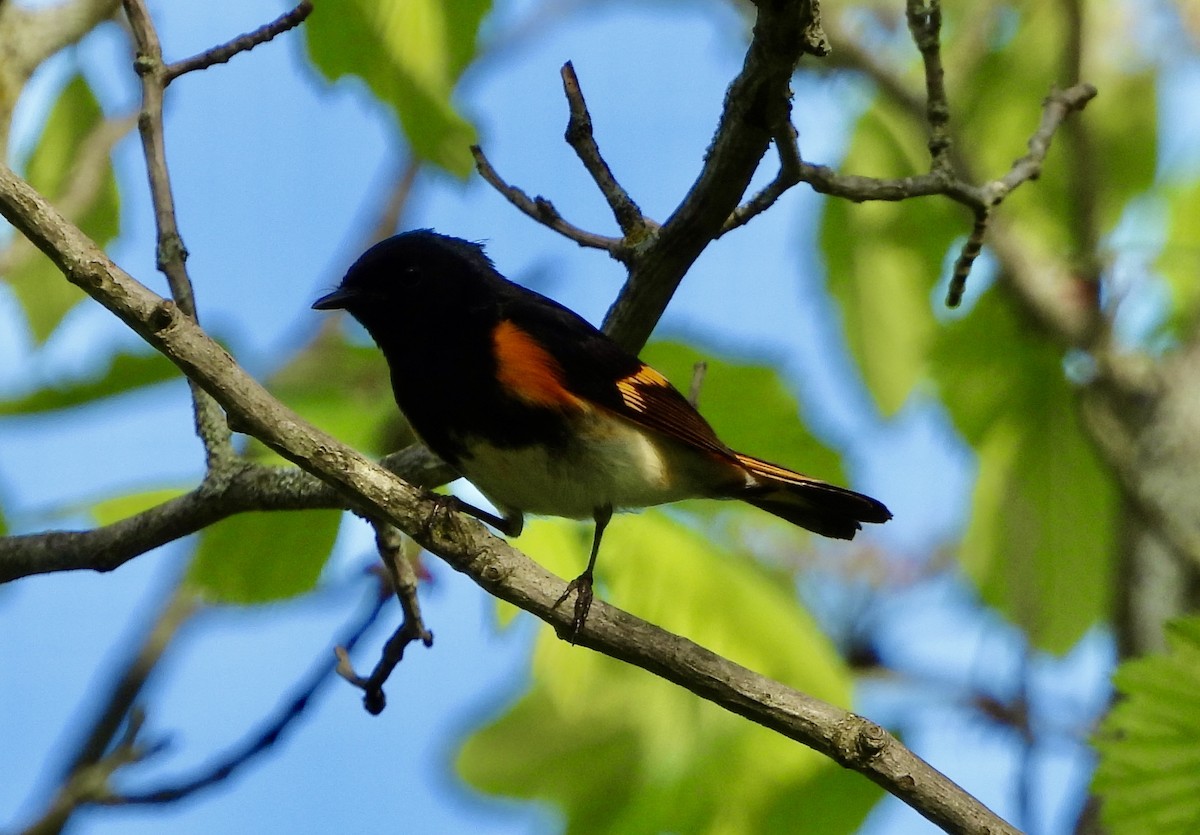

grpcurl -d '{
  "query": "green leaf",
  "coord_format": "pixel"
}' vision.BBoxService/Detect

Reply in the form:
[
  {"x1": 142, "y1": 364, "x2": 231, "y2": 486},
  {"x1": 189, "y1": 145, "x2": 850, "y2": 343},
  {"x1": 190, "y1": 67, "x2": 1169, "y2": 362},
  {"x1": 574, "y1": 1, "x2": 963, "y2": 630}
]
[
  {"x1": 950, "y1": 4, "x2": 1154, "y2": 249},
  {"x1": 187, "y1": 510, "x2": 342, "y2": 604},
  {"x1": 258, "y1": 330, "x2": 405, "y2": 459},
  {"x1": 303, "y1": 0, "x2": 489, "y2": 175},
  {"x1": 639, "y1": 340, "x2": 844, "y2": 483},
  {"x1": 760, "y1": 758, "x2": 885, "y2": 834},
  {"x1": 3, "y1": 74, "x2": 120, "y2": 341},
  {"x1": 0, "y1": 350, "x2": 177, "y2": 415},
  {"x1": 821, "y1": 103, "x2": 960, "y2": 416},
  {"x1": 460, "y1": 513, "x2": 871, "y2": 834},
  {"x1": 1158, "y1": 179, "x2": 1200, "y2": 337},
  {"x1": 932, "y1": 291, "x2": 1118, "y2": 652},
  {"x1": 91, "y1": 487, "x2": 189, "y2": 527},
  {"x1": 1094, "y1": 616, "x2": 1200, "y2": 835}
]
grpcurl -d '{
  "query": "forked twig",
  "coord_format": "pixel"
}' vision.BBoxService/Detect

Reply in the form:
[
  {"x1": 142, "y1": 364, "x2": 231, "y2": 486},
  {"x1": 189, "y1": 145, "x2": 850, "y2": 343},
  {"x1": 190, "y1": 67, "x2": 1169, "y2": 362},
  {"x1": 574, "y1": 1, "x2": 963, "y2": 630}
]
[{"x1": 335, "y1": 522, "x2": 433, "y2": 714}]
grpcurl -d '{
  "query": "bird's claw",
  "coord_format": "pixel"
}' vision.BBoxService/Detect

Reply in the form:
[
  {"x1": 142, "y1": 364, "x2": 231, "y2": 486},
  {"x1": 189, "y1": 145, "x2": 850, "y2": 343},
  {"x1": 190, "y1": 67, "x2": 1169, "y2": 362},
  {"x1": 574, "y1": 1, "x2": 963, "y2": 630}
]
[{"x1": 553, "y1": 572, "x2": 594, "y2": 643}]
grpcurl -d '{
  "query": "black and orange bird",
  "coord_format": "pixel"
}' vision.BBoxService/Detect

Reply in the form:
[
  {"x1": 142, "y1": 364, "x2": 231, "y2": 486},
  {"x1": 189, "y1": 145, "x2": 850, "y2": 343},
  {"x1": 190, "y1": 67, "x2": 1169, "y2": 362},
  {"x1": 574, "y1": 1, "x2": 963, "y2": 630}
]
[{"x1": 313, "y1": 230, "x2": 891, "y2": 634}]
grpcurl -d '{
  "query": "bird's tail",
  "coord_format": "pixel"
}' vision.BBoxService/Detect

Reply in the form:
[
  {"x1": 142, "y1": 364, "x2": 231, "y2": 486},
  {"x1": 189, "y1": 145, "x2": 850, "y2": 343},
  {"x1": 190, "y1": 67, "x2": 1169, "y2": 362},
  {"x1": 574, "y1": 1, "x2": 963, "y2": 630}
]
[{"x1": 733, "y1": 453, "x2": 892, "y2": 540}]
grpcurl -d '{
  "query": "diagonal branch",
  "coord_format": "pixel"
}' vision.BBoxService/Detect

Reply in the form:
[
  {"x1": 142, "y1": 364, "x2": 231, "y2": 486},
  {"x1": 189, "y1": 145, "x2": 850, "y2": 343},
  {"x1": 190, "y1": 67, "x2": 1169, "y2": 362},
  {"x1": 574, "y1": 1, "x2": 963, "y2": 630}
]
[
  {"x1": 0, "y1": 158, "x2": 1017, "y2": 835},
  {"x1": 103, "y1": 581, "x2": 389, "y2": 805},
  {"x1": 163, "y1": 1, "x2": 313, "y2": 84}
]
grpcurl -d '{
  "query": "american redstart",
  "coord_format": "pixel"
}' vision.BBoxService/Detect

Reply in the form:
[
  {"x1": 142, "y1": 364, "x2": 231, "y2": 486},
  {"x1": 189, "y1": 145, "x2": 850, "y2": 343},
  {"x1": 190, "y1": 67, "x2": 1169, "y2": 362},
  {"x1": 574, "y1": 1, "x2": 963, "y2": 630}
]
[{"x1": 313, "y1": 230, "x2": 891, "y2": 635}]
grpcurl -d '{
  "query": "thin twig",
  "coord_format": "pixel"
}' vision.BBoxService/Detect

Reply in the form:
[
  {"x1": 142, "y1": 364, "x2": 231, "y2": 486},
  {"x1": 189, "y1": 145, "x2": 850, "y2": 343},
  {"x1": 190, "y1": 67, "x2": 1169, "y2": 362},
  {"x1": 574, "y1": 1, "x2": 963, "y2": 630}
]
[
  {"x1": 985, "y1": 84, "x2": 1099, "y2": 204},
  {"x1": 906, "y1": 0, "x2": 953, "y2": 171},
  {"x1": 102, "y1": 579, "x2": 390, "y2": 805},
  {"x1": 163, "y1": 1, "x2": 313, "y2": 85},
  {"x1": 560, "y1": 61, "x2": 649, "y2": 239},
  {"x1": 335, "y1": 521, "x2": 433, "y2": 714},
  {"x1": 122, "y1": 0, "x2": 234, "y2": 468},
  {"x1": 61, "y1": 585, "x2": 200, "y2": 778},
  {"x1": 470, "y1": 144, "x2": 627, "y2": 257},
  {"x1": 687, "y1": 361, "x2": 708, "y2": 409},
  {"x1": 946, "y1": 208, "x2": 989, "y2": 307},
  {"x1": 721, "y1": 121, "x2": 803, "y2": 235},
  {"x1": 20, "y1": 709, "x2": 161, "y2": 835}
]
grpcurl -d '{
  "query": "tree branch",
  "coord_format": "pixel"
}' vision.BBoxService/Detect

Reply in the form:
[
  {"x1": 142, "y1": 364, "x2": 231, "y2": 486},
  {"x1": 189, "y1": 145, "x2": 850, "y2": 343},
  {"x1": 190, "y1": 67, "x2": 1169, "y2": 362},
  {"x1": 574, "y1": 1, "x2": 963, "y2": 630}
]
[
  {"x1": 559, "y1": 61, "x2": 650, "y2": 239},
  {"x1": 471, "y1": 144, "x2": 627, "y2": 256},
  {"x1": 0, "y1": 446, "x2": 455, "y2": 584},
  {"x1": 600, "y1": 0, "x2": 828, "y2": 351},
  {"x1": 103, "y1": 580, "x2": 390, "y2": 805},
  {"x1": 0, "y1": 160, "x2": 1017, "y2": 834},
  {"x1": 162, "y1": 1, "x2": 313, "y2": 84},
  {"x1": 122, "y1": 0, "x2": 235, "y2": 468}
]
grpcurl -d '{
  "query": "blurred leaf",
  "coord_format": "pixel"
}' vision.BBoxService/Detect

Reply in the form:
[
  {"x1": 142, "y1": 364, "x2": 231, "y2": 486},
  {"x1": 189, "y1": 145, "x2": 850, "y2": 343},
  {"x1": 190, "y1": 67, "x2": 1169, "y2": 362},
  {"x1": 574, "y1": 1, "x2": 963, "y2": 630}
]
[
  {"x1": 932, "y1": 291, "x2": 1117, "y2": 652},
  {"x1": 1158, "y1": 179, "x2": 1200, "y2": 337},
  {"x1": 0, "y1": 350, "x2": 177, "y2": 415},
  {"x1": 952, "y1": 4, "x2": 1154, "y2": 249},
  {"x1": 461, "y1": 513, "x2": 870, "y2": 834},
  {"x1": 303, "y1": 0, "x2": 489, "y2": 175},
  {"x1": 821, "y1": 103, "x2": 959, "y2": 416},
  {"x1": 760, "y1": 758, "x2": 884, "y2": 833},
  {"x1": 256, "y1": 329, "x2": 406, "y2": 460},
  {"x1": 1094, "y1": 616, "x2": 1200, "y2": 835},
  {"x1": 640, "y1": 340, "x2": 844, "y2": 483},
  {"x1": 4, "y1": 74, "x2": 119, "y2": 341},
  {"x1": 824, "y1": 2, "x2": 1156, "y2": 417},
  {"x1": 187, "y1": 510, "x2": 342, "y2": 604},
  {"x1": 91, "y1": 487, "x2": 188, "y2": 527}
]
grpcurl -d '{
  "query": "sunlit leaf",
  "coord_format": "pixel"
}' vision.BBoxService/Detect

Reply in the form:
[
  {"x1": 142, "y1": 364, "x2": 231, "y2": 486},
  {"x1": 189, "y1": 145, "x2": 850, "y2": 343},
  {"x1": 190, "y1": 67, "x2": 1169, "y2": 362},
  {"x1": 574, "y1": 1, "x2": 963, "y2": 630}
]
[
  {"x1": 255, "y1": 329, "x2": 406, "y2": 460},
  {"x1": 1094, "y1": 616, "x2": 1200, "y2": 835},
  {"x1": 91, "y1": 487, "x2": 189, "y2": 527},
  {"x1": 187, "y1": 510, "x2": 342, "y2": 604},
  {"x1": 0, "y1": 350, "x2": 177, "y2": 415},
  {"x1": 1158, "y1": 179, "x2": 1200, "y2": 337},
  {"x1": 303, "y1": 0, "x2": 489, "y2": 175},
  {"x1": 3, "y1": 74, "x2": 119, "y2": 341},
  {"x1": 821, "y1": 102, "x2": 959, "y2": 416},
  {"x1": 932, "y1": 291, "x2": 1117, "y2": 652},
  {"x1": 639, "y1": 341, "x2": 844, "y2": 483},
  {"x1": 460, "y1": 513, "x2": 870, "y2": 834}
]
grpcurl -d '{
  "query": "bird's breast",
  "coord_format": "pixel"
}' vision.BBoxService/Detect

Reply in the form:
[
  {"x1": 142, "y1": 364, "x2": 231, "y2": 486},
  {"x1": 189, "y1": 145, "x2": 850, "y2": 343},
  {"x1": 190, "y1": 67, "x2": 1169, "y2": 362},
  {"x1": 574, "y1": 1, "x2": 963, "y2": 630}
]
[{"x1": 453, "y1": 409, "x2": 728, "y2": 519}]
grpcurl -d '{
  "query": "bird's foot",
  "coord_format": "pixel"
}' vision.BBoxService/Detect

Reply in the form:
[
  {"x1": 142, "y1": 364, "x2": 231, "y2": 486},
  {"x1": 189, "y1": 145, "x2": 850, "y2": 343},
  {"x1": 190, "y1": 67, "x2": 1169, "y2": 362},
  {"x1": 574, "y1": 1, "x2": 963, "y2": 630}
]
[
  {"x1": 421, "y1": 492, "x2": 463, "y2": 538},
  {"x1": 553, "y1": 571, "x2": 594, "y2": 643}
]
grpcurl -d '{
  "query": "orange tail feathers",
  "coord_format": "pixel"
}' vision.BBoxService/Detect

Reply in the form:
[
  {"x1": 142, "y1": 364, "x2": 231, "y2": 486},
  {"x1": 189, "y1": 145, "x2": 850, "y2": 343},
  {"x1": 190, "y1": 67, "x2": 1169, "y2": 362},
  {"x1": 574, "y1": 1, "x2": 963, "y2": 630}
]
[{"x1": 733, "y1": 453, "x2": 892, "y2": 540}]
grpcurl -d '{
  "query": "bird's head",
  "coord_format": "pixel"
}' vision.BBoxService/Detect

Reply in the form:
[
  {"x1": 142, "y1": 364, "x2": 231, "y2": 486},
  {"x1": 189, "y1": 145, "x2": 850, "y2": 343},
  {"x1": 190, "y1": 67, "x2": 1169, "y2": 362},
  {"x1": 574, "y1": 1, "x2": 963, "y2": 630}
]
[{"x1": 312, "y1": 229, "x2": 496, "y2": 327}]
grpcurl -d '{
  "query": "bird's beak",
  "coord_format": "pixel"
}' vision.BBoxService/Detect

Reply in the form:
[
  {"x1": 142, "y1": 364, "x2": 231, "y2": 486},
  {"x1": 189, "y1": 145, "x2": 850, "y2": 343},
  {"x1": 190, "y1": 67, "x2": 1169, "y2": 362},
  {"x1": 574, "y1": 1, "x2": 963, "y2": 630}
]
[{"x1": 311, "y1": 287, "x2": 355, "y2": 310}]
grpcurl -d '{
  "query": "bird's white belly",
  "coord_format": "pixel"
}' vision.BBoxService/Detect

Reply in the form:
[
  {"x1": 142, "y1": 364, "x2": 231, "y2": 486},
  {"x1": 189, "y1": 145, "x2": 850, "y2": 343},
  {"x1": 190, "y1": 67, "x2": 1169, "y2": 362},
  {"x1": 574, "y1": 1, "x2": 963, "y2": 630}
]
[{"x1": 454, "y1": 415, "x2": 716, "y2": 519}]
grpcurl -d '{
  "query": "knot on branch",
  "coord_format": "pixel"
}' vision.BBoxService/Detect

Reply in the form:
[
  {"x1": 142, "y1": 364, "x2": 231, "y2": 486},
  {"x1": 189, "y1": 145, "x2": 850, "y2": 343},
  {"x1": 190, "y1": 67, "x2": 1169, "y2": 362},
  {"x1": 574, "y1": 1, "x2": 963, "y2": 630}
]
[
  {"x1": 831, "y1": 713, "x2": 890, "y2": 766},
  {"x1": 149, "y1": 299, "x2": 178, "y2": 332}
]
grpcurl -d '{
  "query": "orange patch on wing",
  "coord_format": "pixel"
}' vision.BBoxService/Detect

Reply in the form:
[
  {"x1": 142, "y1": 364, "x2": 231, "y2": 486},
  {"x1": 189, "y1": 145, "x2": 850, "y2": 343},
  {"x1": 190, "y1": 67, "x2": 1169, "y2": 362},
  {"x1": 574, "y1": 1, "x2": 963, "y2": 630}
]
[
  {"x1": 493, "y1": 320, "x2": 581, "y2": 408},
  {"x1": 615, "y1": 364, "x2": 670, "y2": 412}
]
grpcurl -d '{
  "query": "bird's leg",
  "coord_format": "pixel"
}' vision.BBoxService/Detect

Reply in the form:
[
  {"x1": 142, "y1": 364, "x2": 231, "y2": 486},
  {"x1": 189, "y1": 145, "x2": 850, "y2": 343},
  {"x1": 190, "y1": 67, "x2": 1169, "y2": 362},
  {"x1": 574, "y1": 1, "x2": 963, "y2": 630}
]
[
  {"x1": 426, "y1": 493, "x2": 524, "y2": 538},
  {"x1": 554, "y1": 504, "x2": 612, "y2": 641}
]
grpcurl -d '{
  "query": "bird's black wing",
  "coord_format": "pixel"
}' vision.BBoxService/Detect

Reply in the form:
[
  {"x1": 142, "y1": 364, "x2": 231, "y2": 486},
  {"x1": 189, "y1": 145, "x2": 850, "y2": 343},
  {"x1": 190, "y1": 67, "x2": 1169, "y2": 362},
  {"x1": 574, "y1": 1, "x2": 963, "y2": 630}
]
[{"x1": 494, "y1": 285, "x2": 732, "y2": 458}]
